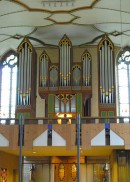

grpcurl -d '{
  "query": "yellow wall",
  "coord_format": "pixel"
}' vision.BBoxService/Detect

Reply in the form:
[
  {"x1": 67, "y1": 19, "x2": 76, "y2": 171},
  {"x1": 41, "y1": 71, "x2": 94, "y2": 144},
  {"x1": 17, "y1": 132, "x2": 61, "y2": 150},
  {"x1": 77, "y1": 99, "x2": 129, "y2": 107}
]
[{"x1": 0, "y1": 151, "x2": 19, "y2": 182}]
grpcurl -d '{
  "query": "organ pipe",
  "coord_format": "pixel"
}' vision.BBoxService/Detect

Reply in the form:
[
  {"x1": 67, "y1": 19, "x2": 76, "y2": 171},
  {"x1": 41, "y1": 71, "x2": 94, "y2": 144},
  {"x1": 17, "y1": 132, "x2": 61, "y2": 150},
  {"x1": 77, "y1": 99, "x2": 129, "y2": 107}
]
[
  {"x1": 63, "y1": 43, "x2": 66, "y2": 86},
  {"x1": 28, "y1": 46, "x2": 31, "y2": 105},
  {"x1": 40, "y1": 58, "x2": 42, "y2": 86},
  {"x1": 61, "y1": 45, "x2": 64, "y2": 86},
  {"x1": 83, "y1": 58, "x2": 85, "y2": 85},
  {"x1": 66, "y1": 43, "x2": 68, "y2": 86},
  {"x1": 23, "y1": 43, "x2": 27, "y2": 105},
  {"x1": 44, "y1": 55, "x2": 47, "y2": 86},
  {"x1": 99, "y1": 49, "x2": 102, "y2": 103},
  {"x1": 104, "y1": 40, "x2": 108, "y2": 103},
  {"x1": 85, "y1": 57, "x2": 87, "y2": 85},
  {"x1": 60, "y1": 46, "x2": 62, "y2": 85},
  {"x1": 87, "y1": 58, "x2": 88, "y2": 85},
  {"x1": 26, "y1": 48, "x2": 29, "y2": 105},
  {"x1": 18, "y1": 52, "x2": 20, "y2": 104},
  {"x1": 20, "y1": 47, "x2": 23, "y2": 105},
  {"x1": 68, "y1": 45, "x2": 71, "y2": 85},
  {"x1": 101, "y1": 45, "x2": 105, "y2": 103},
  {"x1": 108, "y1": 46, "x2": 111, "y2": 103},
  {"x1": 110, "y1": 49, "x2": 114, "y2": 103},
  {"x1": 87, "y1": 57, "x2": 90, "y2": 86}
]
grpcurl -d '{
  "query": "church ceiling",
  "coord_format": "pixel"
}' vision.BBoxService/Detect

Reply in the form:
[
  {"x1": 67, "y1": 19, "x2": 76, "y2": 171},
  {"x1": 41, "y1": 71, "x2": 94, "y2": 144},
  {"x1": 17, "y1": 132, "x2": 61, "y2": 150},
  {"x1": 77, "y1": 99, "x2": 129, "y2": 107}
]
[{"x1": 0, "y1": 0, "x2": 129, "y2": 55}]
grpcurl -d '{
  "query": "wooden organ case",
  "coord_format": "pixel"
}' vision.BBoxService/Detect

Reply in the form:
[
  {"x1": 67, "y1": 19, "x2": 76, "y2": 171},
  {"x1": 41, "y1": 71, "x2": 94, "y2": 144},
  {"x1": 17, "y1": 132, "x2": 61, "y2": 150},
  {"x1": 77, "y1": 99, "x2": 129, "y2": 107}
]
[
  {"x1": 16, "y1": 37, "x2": 37, "y2": 118},
  {"x1": 98, "y1": 35, "x2": 116, "y2": 121},
  {"x1": 38, "y1": 34, "x2": 92, "y2": 118}
]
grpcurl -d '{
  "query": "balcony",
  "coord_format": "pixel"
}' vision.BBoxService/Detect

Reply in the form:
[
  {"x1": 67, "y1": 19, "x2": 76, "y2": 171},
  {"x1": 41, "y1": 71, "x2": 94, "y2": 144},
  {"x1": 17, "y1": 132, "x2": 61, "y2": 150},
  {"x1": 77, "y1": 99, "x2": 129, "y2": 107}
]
[{"x1": 0, "y1": 116, "x2": 129, "y2": 157}]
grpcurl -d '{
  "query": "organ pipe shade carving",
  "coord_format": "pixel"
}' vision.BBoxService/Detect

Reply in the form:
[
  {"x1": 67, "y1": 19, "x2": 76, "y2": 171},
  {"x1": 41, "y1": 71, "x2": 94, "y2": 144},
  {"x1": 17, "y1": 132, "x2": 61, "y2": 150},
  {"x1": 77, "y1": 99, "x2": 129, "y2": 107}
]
[
  {"x1": 82, "y1": 51, "x2": 91, "y2": 86},
  {"x1": 59, "y1": 35, "x2": 72, "y2": 86},
  {"x1": 98, "y1": 36, "x2": 114, "y2": 104},
  {"x1": 17, "y1": 38, "x2": 33, "y2": 105},
  {"x1": 39, "y1": 51, "x2": 50, "y2": 87}
]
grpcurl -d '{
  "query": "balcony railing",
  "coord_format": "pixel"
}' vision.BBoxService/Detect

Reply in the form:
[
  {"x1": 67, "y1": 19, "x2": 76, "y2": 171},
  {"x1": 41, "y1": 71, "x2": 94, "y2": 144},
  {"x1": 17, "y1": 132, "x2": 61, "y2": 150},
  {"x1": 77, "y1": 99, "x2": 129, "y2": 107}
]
[{"x1": 0, "y1": 116, "x2": 130, "y2": 125}]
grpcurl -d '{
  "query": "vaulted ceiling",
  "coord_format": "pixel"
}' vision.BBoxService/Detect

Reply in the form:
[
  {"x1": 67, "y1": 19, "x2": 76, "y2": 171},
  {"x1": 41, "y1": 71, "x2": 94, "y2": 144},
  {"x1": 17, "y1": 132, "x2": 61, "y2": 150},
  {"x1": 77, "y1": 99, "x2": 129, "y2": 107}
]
[{"x1": 0, "y1": 0, "x2": 129, "y2": 56}]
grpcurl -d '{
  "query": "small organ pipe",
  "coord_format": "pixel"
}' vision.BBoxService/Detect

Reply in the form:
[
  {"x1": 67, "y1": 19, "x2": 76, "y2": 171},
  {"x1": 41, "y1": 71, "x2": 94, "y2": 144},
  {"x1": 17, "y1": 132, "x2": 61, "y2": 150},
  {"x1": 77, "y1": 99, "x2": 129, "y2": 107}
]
[
  {"x1": 66, "y1": 43, "x2": 68, "y2": 86},
  {"x1": 83, "y1": 57, "x2": 85, "y2": 85},
  {"x1": 21, "y1": 47, "x2": 24, "y2": 105},
  {"x1": 40, "y1": 59, "x2": 42, "y2": 86},
  {"x1": 62, "y1": 45, "x2": 64, "y2": 86},
  {"x1": 110, "y1": 49, "x2": 114, "y2": 103},
  {"x1": 43, "y1": 57, "x2": 45, "y2": 86},
  {"x1": 60, "y1": 46, "x2": 62, "y2": 85},
  {"x1": 102, "y1": 46, "x2": 105, "y2": 103},
  {"x1": 99, "y1": 50, "x2": 102, "y2": 103},
  {"x1": 26, "y1": 47, "x2": 30, "y2": 105},
  {"x1": 24, "y1": 43, "x2": 27, "y2": 105},
  {"x1": 104, "y1": 40, "x2": 108, "y2": 103},
  {"x1": 18, "y1": 52, "x2": 21, "y2": 105},
  {"x1": 28, "y1": 52, "x2": 32, "y2": 105},
  {"x1": 88, "y1": 58, "x2": 90, "y2": 86},
  {"x1": 68, "y1": 45, "x2": 71, "y2": 86},
  {"x1": 85, "y1": 56, "x2": 87, "y2": 86},
  {"x1": 46, "y1": 59, "x2": 48, "y2": 86},
  {"x1": 64, "y1": 43, "x2": 66, "y2": 86},
  {"x1": 108, "y1": 46, "x2": 111, "y2": 103}
]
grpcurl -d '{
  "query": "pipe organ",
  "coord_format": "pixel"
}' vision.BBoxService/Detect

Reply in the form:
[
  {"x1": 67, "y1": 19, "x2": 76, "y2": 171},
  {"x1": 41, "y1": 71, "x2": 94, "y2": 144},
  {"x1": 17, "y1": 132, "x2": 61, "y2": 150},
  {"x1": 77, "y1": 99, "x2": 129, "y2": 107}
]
[
  {"x1": 14, "y1": 34, "x2": 117, "y2": 119},
  {"x1": 0, "y1": 34, "x2": 119, "y2": 120},
  {"x1": 16, "y1": 37, "x2": 37, "y2": 117},
  {"x1": 98, "y1": 35, "x2": 116, "y2": 119}
]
